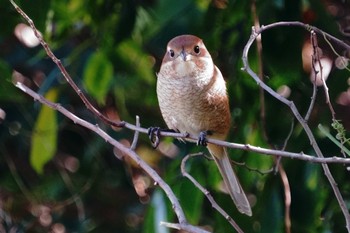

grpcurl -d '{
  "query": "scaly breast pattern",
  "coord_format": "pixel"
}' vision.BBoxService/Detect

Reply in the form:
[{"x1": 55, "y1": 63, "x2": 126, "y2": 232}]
[{"x1": 157, "y1": 60, "x2": 230, "y2": 139}]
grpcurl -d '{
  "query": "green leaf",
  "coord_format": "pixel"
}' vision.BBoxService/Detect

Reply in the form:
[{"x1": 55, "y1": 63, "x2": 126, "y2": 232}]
[
  {"x1": 30, "y1": 88, "x2": 58, "y2": 174},
  {"x1": 83, "y1": 51, "x2": 113, "y2": 104}
]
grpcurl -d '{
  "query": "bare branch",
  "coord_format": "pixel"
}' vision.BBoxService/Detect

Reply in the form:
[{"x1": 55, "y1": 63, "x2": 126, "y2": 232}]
[
  {"x1": 181, "y1": 153, "x2": 244, "y2": 233},
  {"x1": 278, "y1": 164, "x2": 291, "y2": 233},
  {"x1": 241, "y1": 21, "x2": 350, "y2": 232},
  {"x1": 14, "y1": 82, "x2": 207, "y2": 233},
  {"x1": 160, "y1": 222, "x2": 210, "y2": 233},
  {"x1": 251, "y1": 1, "x2": 267, "y2": 141},
  {"x1": 9, "y1": 0, "x2": 125, "y2": 129},
  {"x1": 252, "y1": 21, "x2": 350, "y2": 50},
  {"x1": 310, "y1": 30, "x2": 336, "y2": 119},
  {"x1": 130, "y1": 115, "x2": 140, "y2": 151},
  {"x1": 206, "y1": 137, "x2": 350, "y2": 164},
  {"x1": 55, "y1": 159, "x2": 85, "y2": 221},
  {"x1": 125, "y1": 123, "x2": 350, "y2": 164},
  {"x1": 305, "y1": 31, "x2": 319, "y2": 121}
]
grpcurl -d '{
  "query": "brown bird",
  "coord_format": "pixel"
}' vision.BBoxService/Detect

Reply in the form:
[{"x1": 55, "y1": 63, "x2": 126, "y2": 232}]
[{"x1": 156, "y1": 35, "x2": 252, "y2": 216}]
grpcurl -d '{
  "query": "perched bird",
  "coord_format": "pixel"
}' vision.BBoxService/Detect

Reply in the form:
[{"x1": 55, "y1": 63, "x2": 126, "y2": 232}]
[{"x1": 156, "y1": 35, "x2": 252, "y2": 216}]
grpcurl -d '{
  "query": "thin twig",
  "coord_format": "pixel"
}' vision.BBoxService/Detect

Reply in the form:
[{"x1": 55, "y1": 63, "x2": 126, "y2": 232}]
[
  {"x1": 310, "y1": 30, "x2": 336, "y2": 119},
  {"x1": 212, "y1": 138, "x2": 350, "y2": 163},
  {"x1": 279, "y1": 164, "x2": 291, "y2": 233},
  {"x1": 279, "y1": 121, "x2": 293, "y2": 233},
  {"x1": 232, "y1": 160, "x2": 274, "y2": 175},
  {"x1": 108, "y1": 119, "x2": 350, "y2": 163},
  {"x1": 251, "y1": 0, "x2": 267, "y2": 141},
  {"x1": 160, "y1": 221, "x2": 210, "y2": 233},
  {"x1": 9, "y1": 0, "x2": 125, "y2": 128},
  {"x1": 2, "y1": 150, "x2": 36, "y2": 203},
  {"x1": 275, "y1": 120, "x2": 294, "y2": 233},
  {"x1": 274, "y1": 118, "x2": 295, "y2": 174},
  {"x1": 254, "y1": 21, "x2": 350, "y2": 50},
  {"x1": 130, "y1": 115, "x2": 140, "y2": 151},
  {"x1": 125, "y1": 123, "x2": 350, "y2": 164},
  {"x1": 52, "y1": 172, "x2": 95, "y2": 212},
  {"x1": 55, "y1": 159, "x2": 85, "y2": 221},
  {"x1": 323, "y1": 34, "x2": 350, "y2": 72},
  {"x1": 241, "y1": 21, "x2": 350, "y2": 232},
  {"x1": 305, "y1": 31, "x2": 318, "y2": 121},
  {"x1": 180, "y1": 153, "x2": 244, "y2": 233}
]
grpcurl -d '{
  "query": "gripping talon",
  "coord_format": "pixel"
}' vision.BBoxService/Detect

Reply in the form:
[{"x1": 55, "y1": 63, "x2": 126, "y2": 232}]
[
  {"x1": 197, "y1": 131, "x2": 208, "y2": 146},
  {"x1": 148, "y1": 127, "x2": 161, "y2": 148}
]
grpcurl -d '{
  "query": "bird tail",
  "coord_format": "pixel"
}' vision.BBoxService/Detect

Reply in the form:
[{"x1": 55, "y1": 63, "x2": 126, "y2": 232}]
[{"x1": 207, "y1": 144, "x2": 252, "y2": 216}]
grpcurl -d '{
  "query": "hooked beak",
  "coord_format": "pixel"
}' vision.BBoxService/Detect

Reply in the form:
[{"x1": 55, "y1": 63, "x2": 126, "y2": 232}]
[{"x1": 180, "y1": 49, "x2": 187, "y2": 61}]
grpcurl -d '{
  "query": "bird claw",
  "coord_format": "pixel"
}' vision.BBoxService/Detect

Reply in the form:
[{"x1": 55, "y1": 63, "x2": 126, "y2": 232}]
[
  {"x1": 197, "y1": 131, "x2": 208, "y2": 146},
  {"x1": 148, "y1": 127, "x2": 161, "y2": 148}
]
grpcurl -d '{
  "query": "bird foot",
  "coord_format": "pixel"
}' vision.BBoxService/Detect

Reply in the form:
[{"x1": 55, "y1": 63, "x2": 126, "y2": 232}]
[
  {"x1": 148, "y1": 127, "x2": 161, "y2": 148},
  {"x1": 197, "y1": 131, "x2": 210, "y2": 147},
  {"x1": 148, "y1": 127, "x2": 176, "y2": 148}
]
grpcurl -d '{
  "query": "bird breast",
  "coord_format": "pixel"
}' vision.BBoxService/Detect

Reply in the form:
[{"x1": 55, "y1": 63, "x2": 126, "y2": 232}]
[{"x1": 157, "y1": 60, "x2": 230, "y2": 139}]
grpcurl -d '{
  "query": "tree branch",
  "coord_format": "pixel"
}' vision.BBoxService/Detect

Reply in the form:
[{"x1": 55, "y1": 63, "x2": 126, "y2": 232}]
[
  {"x1": 241, "y1": 21, "x2": 350, "y2": 232},
  {"x1": 181, "y1": 153, "x2": 244, "y2": 233},
  {"x1": 14, "y1": 82, "x2": 209, "y2": 233},
  {"x1": 9, "y1": 0, "x2": 125, "y2": 129}
]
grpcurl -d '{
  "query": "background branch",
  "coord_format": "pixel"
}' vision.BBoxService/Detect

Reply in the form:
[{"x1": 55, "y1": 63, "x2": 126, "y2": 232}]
[
  {"x1": 242, "y1": 21, "x2": 350, "y2": 232},
  {"x1": 181, "y1": 153, "x2": 244, "y2": 233}
]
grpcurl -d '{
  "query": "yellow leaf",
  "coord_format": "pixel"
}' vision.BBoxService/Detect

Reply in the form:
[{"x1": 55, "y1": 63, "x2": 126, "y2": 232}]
[{"x1": 30, "y1": 88, "x2": 58, "y2": 174}]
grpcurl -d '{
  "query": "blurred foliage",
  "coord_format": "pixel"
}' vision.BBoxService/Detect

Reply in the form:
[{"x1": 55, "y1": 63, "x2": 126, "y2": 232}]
[{"x1": 1, "y1": 0, "x2": 350, "y2": 232}]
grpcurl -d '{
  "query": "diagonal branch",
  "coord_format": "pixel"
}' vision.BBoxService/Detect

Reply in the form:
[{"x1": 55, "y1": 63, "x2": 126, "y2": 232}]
[
  {"x1": 181, "y1": 153, "x2": 244, "y2": 233},
  {"x1": 15, "y1": 82, "x2": 210, "y2": 233},
  {"x1": 10, "y1": 0, "x2": 125, "y2": 129}
]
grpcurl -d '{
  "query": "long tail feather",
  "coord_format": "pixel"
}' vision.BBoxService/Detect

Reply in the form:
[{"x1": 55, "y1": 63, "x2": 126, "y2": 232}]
[{"x1": 208, "y1": 144, "x2": 252, "y2": 216}]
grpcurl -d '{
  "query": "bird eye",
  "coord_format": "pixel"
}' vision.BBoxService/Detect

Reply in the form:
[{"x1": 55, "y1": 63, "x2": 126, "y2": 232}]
[
  {"x1": 169, "y1": 49, "x2": 175, "y2": 58},
  {"x1": 193, "y1": 45, "x2": 200, "y2": 54}
]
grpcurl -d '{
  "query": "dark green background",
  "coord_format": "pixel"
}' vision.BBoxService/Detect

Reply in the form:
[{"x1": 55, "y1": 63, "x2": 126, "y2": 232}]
[{"x1": 1, "y1": 0, "x2": 350, "y2": 232}]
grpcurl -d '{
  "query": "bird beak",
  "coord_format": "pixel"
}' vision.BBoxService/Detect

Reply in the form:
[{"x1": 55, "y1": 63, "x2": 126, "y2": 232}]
[{"x1": 180, "y1": 49, "x2": 187, "y2": 61}]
